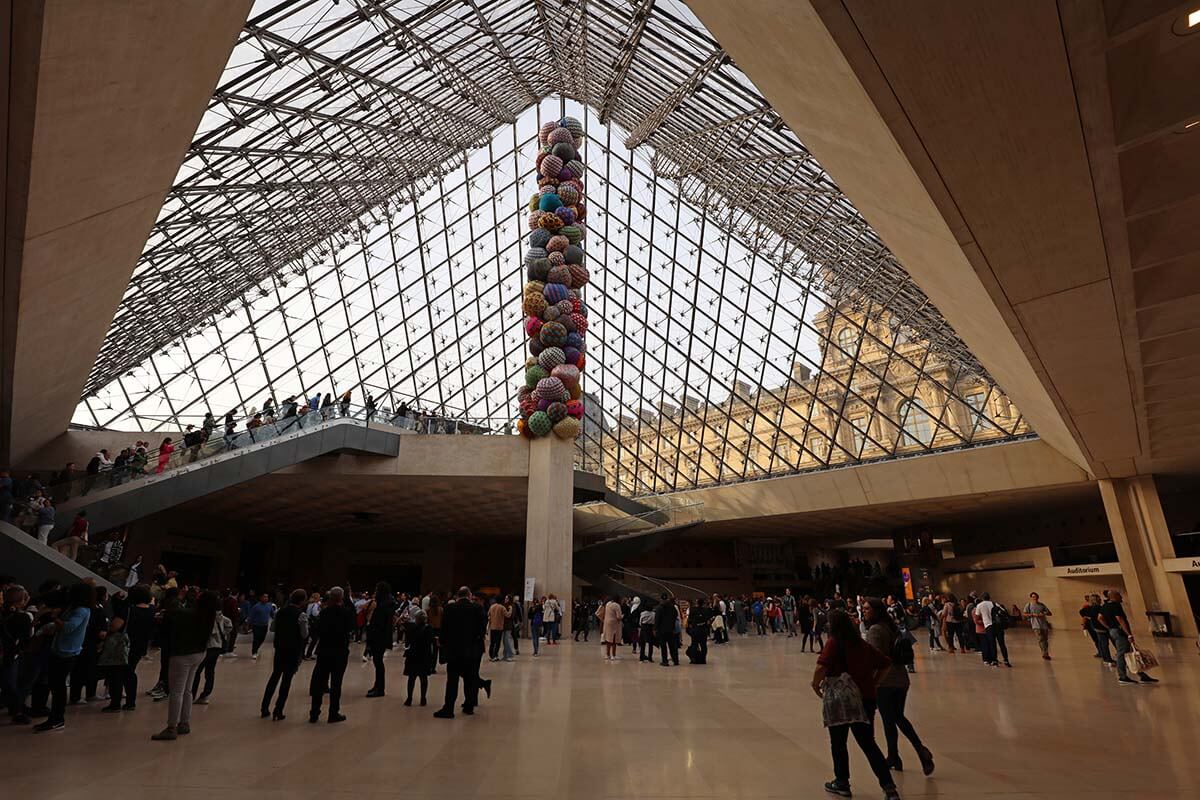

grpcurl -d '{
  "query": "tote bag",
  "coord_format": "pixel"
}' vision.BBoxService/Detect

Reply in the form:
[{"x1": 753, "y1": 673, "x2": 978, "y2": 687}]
[{"x1": 822, "y1": 641, "x2": 868, "y2": 727}]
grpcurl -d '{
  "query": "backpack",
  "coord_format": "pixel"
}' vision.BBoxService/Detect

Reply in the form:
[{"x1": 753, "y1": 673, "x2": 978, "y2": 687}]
[
  {"x1": 891, "y1": 628, "x2": 915, "y2": 666},
  {"x1": 991, "y1": 604, "x2": 1009, "y2": 630},
  {"x1": 952, "y1": 604, "x2": 965, "y2": 621}
]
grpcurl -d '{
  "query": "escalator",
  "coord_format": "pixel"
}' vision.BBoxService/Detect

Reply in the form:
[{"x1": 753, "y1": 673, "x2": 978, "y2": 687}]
[{"x1": 573, "y1": 498, "x2": 705, "y2": 596}]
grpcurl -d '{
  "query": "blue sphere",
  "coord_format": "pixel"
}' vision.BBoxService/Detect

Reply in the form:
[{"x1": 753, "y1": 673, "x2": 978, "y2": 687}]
[{"x1": 538, "y1": 193, "x2": 563, "y2": 213}]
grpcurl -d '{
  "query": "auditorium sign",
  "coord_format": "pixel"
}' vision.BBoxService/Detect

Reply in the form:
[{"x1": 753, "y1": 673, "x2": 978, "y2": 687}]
[
  {"x1": 1045, "y1": 563, "x2": 1122, "y2": 578},
  {"x1": 1163, "y1": 557, "x2": 1200, "y2": 574}
]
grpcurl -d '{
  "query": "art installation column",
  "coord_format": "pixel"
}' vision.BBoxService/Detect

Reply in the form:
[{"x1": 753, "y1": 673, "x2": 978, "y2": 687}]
[{"x1": 519, "y1": 113, "x2": 590, "y2": 635}]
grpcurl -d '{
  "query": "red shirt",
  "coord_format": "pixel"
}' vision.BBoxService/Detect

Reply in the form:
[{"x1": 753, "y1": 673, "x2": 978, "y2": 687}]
[{"x1": 817, "y1": 637, "x2": 891, "y2": 700}]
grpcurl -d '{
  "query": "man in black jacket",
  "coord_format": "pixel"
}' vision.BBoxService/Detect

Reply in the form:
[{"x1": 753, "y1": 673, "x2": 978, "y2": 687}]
[
  {"x1": 309, "y1": 586, "x2": 354, "y2": 723},
  {"x1": 263, "y1": 589, "x2": 308, "y2": 720},
  {"x1": 687, "y1": 597, "x2": 713, "y2": 665},
  {"x1": 434, "y1": 586, "x2": 489, "y2": 718},
  {"x1": 655, "y1": 594, "x2": 680, "y2": 666}
]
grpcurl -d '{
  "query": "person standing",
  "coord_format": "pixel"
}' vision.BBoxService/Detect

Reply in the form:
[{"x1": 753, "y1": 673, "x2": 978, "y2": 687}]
[
  {"x1": 687, "y1": 597, "x2": 713, "y2": 665},
  {"x1": 33, "y1": 583, "x2": 94, "y2": 733},
  {"x1": 309, "y1": 586, "x2": 354, "y2": 723},
  {"x1": 248, "y1": 592, "x2": 276, "y2": 660},
  {"x1": 542, "y1": 594, "x2": 560, "y2": 645},
  {"x1": 528, "y1": 597, "x2": 543, "y2": 657},
  {"x1": 434, "y1": 586, "x2": 489, "y2": 718},
  {"x1": 488, "y1": 596, "x2": 511, "y2": 662},
  {"x1": 1022, "y1": 592, "x2": 1053, "y2": 661},
  {"x1": 973, "y1": 593, "x2": 997, "y2": 667},
  {"x1": 365, "y1": 582, "x2": 397, "y2": 697},
  {"x1": 261, "y1": 589, "x2": 308, "y2": 720},
  {"x1": 782, "y1": 589, "x2": 798, "y2": 637},
  {"x1": 638, "y1": 601, "x2": 657, "y2": 662},
  {"x1": 403, "y1": 608, "x2": 435, "y2": 707},
  {"x1": 151, "y1": 591, "x2": 218, "y2": 741},
  {"x1": 154, "y1": 438, "x2": 174, "y2": 474},
  {"x1": 113, "y1": 585, "x2": 154, "y2": 711},
  {"x1": 864, "y1": 599, "x2": 934, "y2": 776},
  {"x1": 1097, "y1": 591, "x2": 1158, "y2": 685},
  {"x1": 96, "y1": 617, "x2": 130, "y2": 714},
  {"x1": 51, "y1": 511, "x2": 89, "y2": 562},
  {"x1": 190, "y1": 604, "x2": 232, "y2": 704},
  {"x1": 599, "y1": 595, "x2": 623, "y2": 661},
  {"x1": 35, "y1": 499, "x2": 56, "y2": 545},
  {"x1": 68, "y1": 585, "x2": 108, "y2": 704},
  {"x1": 654, "y1": 594, "x2": 680, "y2": 667},
  {"x1": 1080, "y1": 594, "x2": 1114, "y2": 665},
  {"x1": 811, "y1": 609, "x2": 900, "y2": 800}
]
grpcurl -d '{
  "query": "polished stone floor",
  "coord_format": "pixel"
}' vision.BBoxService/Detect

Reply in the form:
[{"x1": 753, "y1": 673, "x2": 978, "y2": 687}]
[{"x1": 5, "y1": 628, "x2": 1200, "y2": 800}]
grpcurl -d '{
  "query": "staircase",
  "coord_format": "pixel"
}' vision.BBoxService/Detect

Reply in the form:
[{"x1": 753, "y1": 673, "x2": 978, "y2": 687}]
[
  {"x1": 49, "y1": 411, "x2": 401, "y2": 539},
  {"x1": 1, "y1": 520, "x2": 120, "y2": 594},
  {"x1": 573, "y1": 497, "x2": 704, "y2": 596}
]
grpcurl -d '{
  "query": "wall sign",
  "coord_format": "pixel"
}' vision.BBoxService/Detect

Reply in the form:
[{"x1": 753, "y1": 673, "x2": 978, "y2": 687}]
[
  {"x1": 1163, "y1": 557, "x2": 1200, "y2": 574},
  {"x1": 1045, "y1": 563, "x2": 1122, "y2": 578}
]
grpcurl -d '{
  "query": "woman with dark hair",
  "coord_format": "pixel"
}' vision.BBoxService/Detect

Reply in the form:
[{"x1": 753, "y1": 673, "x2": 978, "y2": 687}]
[
  {"x1": 864, "y1": 598, "x2": 934, "y2": 776},
  {"x1": 155, "y1": 438, "x2": 174, "y2": 474},
  {"x1": 33, "y1": 582, "x2": 94, "y2": 733},
  {"x1": 107, "y1": 584, "x2": 154, "y2": 711},
  {"x1": 403, "y1": 608, "x2": 435, "y2": 706},
  {"x1": 152, "y1": 591, "x2": 218, "y2": 741},
  {"x1": 426, "y1": 593, "x2": 443, "y2": 669},
  {"x1": 811, "y1": 609, "x2": 899, "y2": 799},
  {"x1": 365, "y1": 581, "x2": 396, "y2": 698}
]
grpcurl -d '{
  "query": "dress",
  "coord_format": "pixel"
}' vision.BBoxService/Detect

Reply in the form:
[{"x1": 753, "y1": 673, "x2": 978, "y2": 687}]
[
  {"x1": 601, "y1": 600, "x2": 623, "y2": 645},
  {"x1": 403, "y1": 624, "x2": 435, "y2": 677}
]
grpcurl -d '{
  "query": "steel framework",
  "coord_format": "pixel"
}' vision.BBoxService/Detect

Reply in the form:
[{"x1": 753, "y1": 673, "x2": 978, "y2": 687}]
[{"x1": 77, "y1": 0, "x2": 1026, "y2": 496}]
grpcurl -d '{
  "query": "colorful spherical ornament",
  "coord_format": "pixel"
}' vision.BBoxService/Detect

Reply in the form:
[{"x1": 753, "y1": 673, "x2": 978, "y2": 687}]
[
  {"x1": 519, "y1": 396, "x2": 538, "y2": 417},
  {"x1": 568, "y1": 383, "x2": 583, "y2": 401},
  {"x1": 563, "y1": 346, "x2": 581, "y2": 366},
  {"x1": 575, "y1": 354, "x2": 586, "y2": 372},
  {"x1": 529, "y1": 229, "x2": 551, "y2": 249},
  {"x1": 563, "y1": 244, "x2": 584, "y2": 265},
  {"x1": 539, "y1": 121, "x2": 558, "y2": 146},
  {"x1": 524, "y1": 246, "x2": 547, "y2": 265},
  {"x1": 517, "y1": 418, "x2": 531, "y2": 439},
  {"x1": 576, "y1": 220, "x2": 587, "y2": 241},
  {"x1": 548, "y1": 127, "x2": 574, "y2": 145},
  {"x1": 540, "y1": 154, "x2": 563, "y2": 178},
  {"x1": 542, "y1": 304, "x2": 561, "y2": 321},
  {"x1": 537, "y1": 177, "x2": 559, "y2": 190},
  {"x1": 557, "y1": 184, "x2": 580, "y2": 206},
  {"x1": 517, "y1": 384, "x2": 532, "y2": 401},
  {"x1": 560, "y1": 224, "x2": 582, "y2": 245},
  {"x1": 529, "y1": 339, "x2": 544, "y2": 357},
  {"x1": 551, "y1": 363, "x2": 580, "y2": 390},
  {"x1": 543, "y1": 283, "x2": 569, "y2": 304},
  {"x1": 570, "y1": 312, "x2": 588, "y2": 334},
  {"x1": 537, "y1": 397, "x2": 551, "y2": 411},
  {"x1": 528, "y1": 258, "x2": 550, "y2": 282},
  {"x1": 555, "y1": 207, "x2": 576, "y2": 227},
  {"x1": 553, "y1": 416, "x2": 581, "y2": 439},
  {"x1": 524, "y1": 280, "x2": 545, "y2": 297},
  {"x1": 566, "y1": 399, "x2": 585, "y2": 419},
  {"x1": 528, "y1": 210, "x2": 544, "y2": 230},
  {"x1": 547, "y1": 234, "x2": 569, "y2": 252},
  {"x1": 575, "y1": 202, "x2": 587, "y2": 221},
  {"x1": 559, "y1": 314, "x2": 575, "y2": 334},
  {"x1": 561, "y1": 116, "x2": 584, "y2": 138},
  {"x1": 567, "y1": 264, "x2": 589, "y2": 288},
  {"x1": 523, "y1": 293, "x2": 547, "y2": 317},
  {"x1": 547, "y1": 264, "x2": 572, "y2": 286},
  {"x1": 535, "y1": 376, "x2": 567, "y2": 401},
  {"x1": 528, "y1": 193, "x2": 542, "y2": 212},
  {"x1": 539, "y1": 320, "x2": 567, "y2": 346},
  {"x1": 538, "y1": 347, "x2": 566, "y2": 371},
  {"x1": 538, "y1": 193, "x2": 562, "y2": 213},
  {"x1": 555, "y1": 299, "x2": 574, "y2": 316},
  {"x1": 524, "y1": 316, "x2": 543, "y2": 339},
  {"x1": 538, "y1": 213, "x2": 564, "y2": 233},
  {"x1": 528, "y1": 411, "x2": 553, "y2": 437},
  {"x1": 570, "y1": 297, "x2": 585, "y2": 314},
  {"x1": 551, "y1": 141, "x2": 575, "y2": 161},
  {"x1": 565, "y1": 331, "x2": 583, "y2": 350},
  {"x1": 547, "y1": 251, "x2": 565, "y2": 266},
  {"x1": 565, "y1": 159, "x2": 584, "y2": 179},
  {"x1": 525, "y1": 365, "x2": 548, "y2": 388},
  {"x1": 547, "y1": 401, "x2": 568, "y2": 423}
]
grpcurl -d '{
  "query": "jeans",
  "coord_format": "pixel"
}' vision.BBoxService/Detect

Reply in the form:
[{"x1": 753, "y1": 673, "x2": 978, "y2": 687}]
[
  {"x1": 546, "y1": 620, "x2": 559, "y2": 642},
  {"x1": 639, "y1": 625, "x2": 656, "y2": 660},
  {"x1": 1109, "y1": 628, "x2": 1132, "y2": 680},
  {"x1": 530, "y1": 623, "x2": 541, "y2": 655},
  {"x1": 927, "y1": 621, "x2": 942, "y2": 650},
  {"x1": 1090, "y1": 628, "x2": 1114, "y2": 662},
  {"x1": 502, "y1": 630, "x2": 515, "y2": 660},
  {"x1": 46, "y1": 654, "x2": 77, "y2": 724},
  {"x1": 251, "y1": 624, "x2": 269, "y2": 655},
  {"x1": 192, "y1": 647, "x2": 221, "y2": 697},
  {"x1": 262, "y1": 648, "x2": 300, "y2": 714},
  {"x1": 828, "y1": 699, "x2": 894, "y2": 791},
  {"x1": 876, "y1": 686, "x2": 925, "y2": 761},
  {"x1": 1033, "y1": 626, "x2": 1050, "y2": 656},
  {"x1": 994, "y1": 627, "x2": 1010, "y2": 663},
  {"x1": 310, "y1": 650, "x2": 349, "y2": 717},
  {"x1": 489, "y1": 629, "x2": 504, "y2": 659},
  {"x1": 121, "y1": 650, "x2": 144, "y2": 706},
  {"x1": 784, "y1": 610, "x2": 796, "y2": 636},
  {"x1": 980, "y1": 628, "x2": 996, "y2": 664},
  {"x1": 167, "y1": 652, "x2": 205, "y2": 728},
  {"x1": 69, "y1": 644, "x2": 99, "y2": 701}
]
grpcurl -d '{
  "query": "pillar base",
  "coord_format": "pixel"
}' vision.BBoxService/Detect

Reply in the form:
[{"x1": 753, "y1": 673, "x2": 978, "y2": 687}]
[{"x1": 524, "y1": 436, "x2": 574, "y2": 633}]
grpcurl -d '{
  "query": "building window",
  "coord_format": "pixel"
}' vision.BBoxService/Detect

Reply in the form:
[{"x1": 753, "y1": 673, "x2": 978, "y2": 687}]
[
  {"x1": 965, "y1": 390, "x2": 998, "y2": 433},
  {"x1": 836, "y1": 327, "x2": 858, "y2": 360},
  {"x1": 808, "y1": 436, "x2": 827, "y2": 461},
  {"x1": 898, "y1": 400, "x2": 933, "y2": 446},
  {"x1": 849, "y1": 417, "x2": 867, "y2": 455}
]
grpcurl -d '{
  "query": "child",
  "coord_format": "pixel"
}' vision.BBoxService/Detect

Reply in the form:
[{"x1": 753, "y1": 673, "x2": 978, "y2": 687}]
[
  {"x1": 98, "y1": 617, "x2": 131, "y2": 712},
  {"x1": 402, "y1": 609, "x2": 435, "y2": 707}
]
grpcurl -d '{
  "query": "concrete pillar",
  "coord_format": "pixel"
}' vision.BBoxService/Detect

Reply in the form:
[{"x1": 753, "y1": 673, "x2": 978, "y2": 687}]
[
  {"x1": 524, "y1": 436, "x2": 574, "y2": 633},
  {"x1": 1099, "y1": 476, "x2": 1197, "y2": 638}
]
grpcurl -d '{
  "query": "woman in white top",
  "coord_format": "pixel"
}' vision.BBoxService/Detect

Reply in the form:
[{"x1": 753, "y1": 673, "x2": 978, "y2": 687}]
[{"x1": 542, "y1": 594, "x2": 561, "y2": 645}]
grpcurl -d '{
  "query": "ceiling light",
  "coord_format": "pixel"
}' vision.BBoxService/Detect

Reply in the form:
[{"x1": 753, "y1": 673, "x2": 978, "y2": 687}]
[
  {"x1": 1173, "y1": 9, "x2": 1200, "y2": 34},
  {"x1": 1191, "y1": 9, "x2": 1200, "y2": 27}
]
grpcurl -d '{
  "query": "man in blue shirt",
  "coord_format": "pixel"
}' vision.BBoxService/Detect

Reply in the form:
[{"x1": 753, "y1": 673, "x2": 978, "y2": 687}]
[
  {"x1": 34, "y1": 583, "x2": 94, "y2": 732},
  {"x1": 248, "y1": 593, "x2": 276, "y2": 660}
]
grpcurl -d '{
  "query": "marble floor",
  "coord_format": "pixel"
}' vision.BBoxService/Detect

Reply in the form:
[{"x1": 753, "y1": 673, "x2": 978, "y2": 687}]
[{"x1": 5, "y1": 628, "x2": 1200, "y2": 800}]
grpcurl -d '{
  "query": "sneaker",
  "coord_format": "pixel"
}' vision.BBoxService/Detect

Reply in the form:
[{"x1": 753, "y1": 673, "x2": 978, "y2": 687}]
[
  {"x1": 1117, "y1": 677, "x2": 1137, "y2": 685},
  {"x1": 151, "y1": 727, "x2": 177, "y2": 740},
  {"x1": 33, "y1": 720, "x2": 65, "y2": 733},
  {"x1": 823, "y1": 780, "x2": 852, "y2": 797},
  {"x1": 193, "y1": 695, "x2": 209, "y2": 705},
  {"x1": 1139, "y1": 675, "x2": 1159, "y2": 684}
]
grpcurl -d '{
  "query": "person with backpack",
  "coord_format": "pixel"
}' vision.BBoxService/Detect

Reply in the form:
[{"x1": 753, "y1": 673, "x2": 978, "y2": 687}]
[
  {"x1": 988, "y1": 595, "x2": 1012, "y2": 667},
  {"x1": 863, "y1": 598, "x2": 934, "y2": 777},
  {"x1": 811, "y1": 608, "x2": 900, "y2": 800}
]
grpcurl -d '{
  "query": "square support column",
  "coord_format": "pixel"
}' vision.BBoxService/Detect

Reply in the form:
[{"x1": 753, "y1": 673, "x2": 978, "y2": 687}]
[
  {"x1": 524, "y1": 436, "x2": 574, "y2": 633},
  {"x1": 1099, "y1": 476, "x2": 1197, "y2": 638}
]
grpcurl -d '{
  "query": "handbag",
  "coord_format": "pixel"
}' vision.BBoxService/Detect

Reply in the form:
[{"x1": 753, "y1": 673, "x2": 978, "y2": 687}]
[
  {"x1": 821, "y1": 641, "x2": 867, "y2": 727},
  {"x1": 1125, "y1": 643, "x2": 1159, "y2": 674}
]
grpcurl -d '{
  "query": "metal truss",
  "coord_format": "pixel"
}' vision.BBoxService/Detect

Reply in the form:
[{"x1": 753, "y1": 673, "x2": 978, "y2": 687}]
[{"x1": 78, "y1": 0, "x2": 1025, "y2": 496}]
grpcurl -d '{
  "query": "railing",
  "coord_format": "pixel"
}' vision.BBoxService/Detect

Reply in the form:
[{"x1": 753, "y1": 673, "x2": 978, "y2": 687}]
[
  {"x1": 579, "y1": 497, "x2": 705, "y2": 539},
  {"x1": 608, "y1": 565, "x2": 709, "y2": 600},
  {"x1": 46, "y1": 403, "x2": 496, "y2": 505}
]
